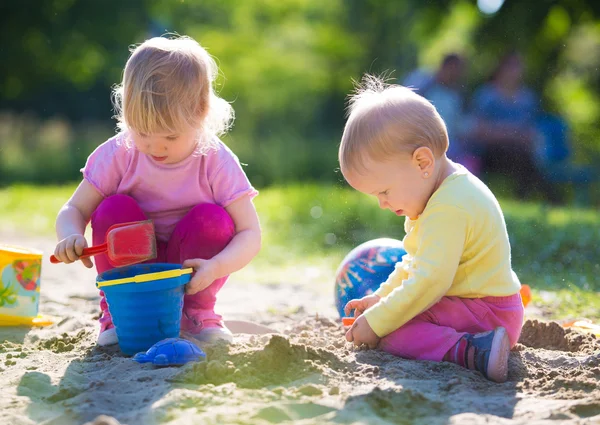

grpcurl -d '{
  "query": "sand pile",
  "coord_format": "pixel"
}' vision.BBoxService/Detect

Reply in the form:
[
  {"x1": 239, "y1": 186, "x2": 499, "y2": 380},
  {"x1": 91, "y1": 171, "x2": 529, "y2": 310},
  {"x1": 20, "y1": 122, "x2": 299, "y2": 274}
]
[{"x1": 1, "y1": 234, "x2": 599, "y2": 424}]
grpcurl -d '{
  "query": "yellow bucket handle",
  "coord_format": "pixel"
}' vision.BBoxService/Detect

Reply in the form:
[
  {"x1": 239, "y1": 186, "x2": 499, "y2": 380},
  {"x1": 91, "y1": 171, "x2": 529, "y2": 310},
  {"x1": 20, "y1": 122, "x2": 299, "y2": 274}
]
[{"x1": 97, "y1": 268, "x2": 194, "y2": 288}]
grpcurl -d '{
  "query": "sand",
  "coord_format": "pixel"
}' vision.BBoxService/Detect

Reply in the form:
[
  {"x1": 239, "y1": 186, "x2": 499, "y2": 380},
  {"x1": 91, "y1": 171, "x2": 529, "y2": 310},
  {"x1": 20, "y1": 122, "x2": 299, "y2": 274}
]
[{"x1": 1, "y1": 234, "x2": 599, "y2": 425}]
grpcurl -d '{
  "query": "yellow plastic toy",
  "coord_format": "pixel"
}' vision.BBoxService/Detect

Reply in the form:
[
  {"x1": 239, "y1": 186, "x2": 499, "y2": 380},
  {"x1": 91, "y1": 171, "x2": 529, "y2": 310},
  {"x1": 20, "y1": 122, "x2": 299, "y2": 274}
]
[
  {"x1": 0, "y1": 244, "x2": 52, "y2": 327},
  {"x1": 562, "y1": 319, "x2": 600, "y2": 337}
]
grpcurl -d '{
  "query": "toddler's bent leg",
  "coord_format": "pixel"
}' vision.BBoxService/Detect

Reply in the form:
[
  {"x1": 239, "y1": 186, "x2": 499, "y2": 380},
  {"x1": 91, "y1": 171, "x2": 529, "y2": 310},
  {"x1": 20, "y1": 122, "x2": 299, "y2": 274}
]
[
  {"x1": 434, "y1": 296, "x2": 518, "y2": 383},
  {"x1": 378, "y1": 296, "x2": 515, "y2": 382},
  {"x1": 166, "y1": 203, "x2": 235, "y2": 341},
  {"x1": 379, "y1": 312, "x2": 465, "y2": 362},
  {"x1": 91, "y1": 194, "x2": 147, "y2": 345},
  {"x1": 91, "y1": 194, "x2": 148, "y2": 274}
]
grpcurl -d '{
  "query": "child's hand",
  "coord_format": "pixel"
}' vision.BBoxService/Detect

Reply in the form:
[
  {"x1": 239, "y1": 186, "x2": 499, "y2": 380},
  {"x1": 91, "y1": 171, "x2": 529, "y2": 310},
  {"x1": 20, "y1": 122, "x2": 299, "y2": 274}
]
[
  {"x1": 183, "y1": 258, "x2": 221, "y2": 295},
  {"x1": 54, "y1": 234, "x2": 93, "y2": 268},
  {"x1": 344, "y1": 294, "x2": 381, "y2": 318},
  {"x1": 345, "y1": 315, "x2": 380, "y2": 349}
]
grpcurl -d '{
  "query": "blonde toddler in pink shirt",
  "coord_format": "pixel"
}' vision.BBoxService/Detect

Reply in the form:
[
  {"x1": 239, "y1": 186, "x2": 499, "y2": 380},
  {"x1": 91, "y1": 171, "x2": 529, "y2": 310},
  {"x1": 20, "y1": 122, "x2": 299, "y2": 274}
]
[{"x1": 53, "y1": 36, "x2": 261, "y2": 346}]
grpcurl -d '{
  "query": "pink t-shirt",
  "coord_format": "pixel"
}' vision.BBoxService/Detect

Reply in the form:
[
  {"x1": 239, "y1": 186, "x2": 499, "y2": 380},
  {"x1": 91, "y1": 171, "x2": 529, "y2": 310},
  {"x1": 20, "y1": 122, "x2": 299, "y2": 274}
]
[{"x1": 82, "y1": 134, "x2": 258, "y2": 241}]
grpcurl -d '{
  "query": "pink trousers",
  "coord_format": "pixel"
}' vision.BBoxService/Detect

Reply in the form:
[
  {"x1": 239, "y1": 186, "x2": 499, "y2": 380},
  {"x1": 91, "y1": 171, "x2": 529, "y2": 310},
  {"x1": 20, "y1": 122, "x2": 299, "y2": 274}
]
[
  {"x1": 378, "y1": 294, "x2": 524, "y2": 361},
  {"x1": 92, "y1": 195, "x2": 235, "y2": 332}
]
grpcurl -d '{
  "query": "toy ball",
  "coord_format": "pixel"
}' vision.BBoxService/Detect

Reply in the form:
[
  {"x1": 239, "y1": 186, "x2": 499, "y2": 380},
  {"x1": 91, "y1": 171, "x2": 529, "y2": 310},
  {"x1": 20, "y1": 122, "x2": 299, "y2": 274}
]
[
  {"x1": 133, "y1": 338, "x2": 206, "y2": 366},
  {"x1": 334, "y1": 238, "x2": 406, "y2": 318}
]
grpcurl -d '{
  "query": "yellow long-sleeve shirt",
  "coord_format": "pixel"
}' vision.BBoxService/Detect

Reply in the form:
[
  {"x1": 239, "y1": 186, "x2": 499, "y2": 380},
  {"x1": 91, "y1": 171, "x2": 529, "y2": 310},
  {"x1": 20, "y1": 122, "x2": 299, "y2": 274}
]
[{"x1": 364, "y1": 165, "x2": 521, "y2": 337}]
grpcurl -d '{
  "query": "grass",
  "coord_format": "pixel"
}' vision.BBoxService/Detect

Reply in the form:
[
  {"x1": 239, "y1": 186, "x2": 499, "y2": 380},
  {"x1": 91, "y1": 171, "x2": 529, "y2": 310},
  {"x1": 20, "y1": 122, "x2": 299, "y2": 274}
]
[
  {"x1": 1, "y1": 183, "x2": 599, "y2": 321},
  {"x1": 0, "y1": 184, "x2": 76, "y2": 236},
  {"x1": 534, "y1": 288, "x2": 600, "y2": 320}
]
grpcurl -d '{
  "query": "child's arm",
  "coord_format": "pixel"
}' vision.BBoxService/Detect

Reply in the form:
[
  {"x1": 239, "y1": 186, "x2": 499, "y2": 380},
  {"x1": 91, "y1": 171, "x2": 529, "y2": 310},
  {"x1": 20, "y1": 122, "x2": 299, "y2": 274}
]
[
  {"x1": 363, "y1": 204, "x2": 469, "y2": 337},
  {"x1": 54, "y1": 180, "x2": 104, "y2": 268},
  {"x1": 183, "y1": 195, "x2": 261, "y2": 294},
  {"x1": 373, "y1": 256, "x2": 410, "y2": 298}
]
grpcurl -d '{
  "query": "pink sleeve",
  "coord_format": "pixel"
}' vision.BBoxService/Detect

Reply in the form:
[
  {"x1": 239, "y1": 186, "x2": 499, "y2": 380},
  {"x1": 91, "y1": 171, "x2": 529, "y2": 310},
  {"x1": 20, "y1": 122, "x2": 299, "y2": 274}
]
[
  {"x1": 80, "y1": 136, "x2": 129, "y2": 197},
  {"x1": 208, "y1": 143, "x2": 258, "y2": 207}
]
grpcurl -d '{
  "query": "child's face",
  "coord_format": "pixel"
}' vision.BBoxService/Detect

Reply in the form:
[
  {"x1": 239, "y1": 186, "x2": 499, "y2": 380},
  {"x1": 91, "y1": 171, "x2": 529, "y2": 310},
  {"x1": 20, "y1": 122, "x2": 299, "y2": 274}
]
[
  {"x1": 344, "y1": 152, "x2": 433, "y2": 220},
  {"x1": 130, "y1": 128, "x2": 198, "y2": 164}
]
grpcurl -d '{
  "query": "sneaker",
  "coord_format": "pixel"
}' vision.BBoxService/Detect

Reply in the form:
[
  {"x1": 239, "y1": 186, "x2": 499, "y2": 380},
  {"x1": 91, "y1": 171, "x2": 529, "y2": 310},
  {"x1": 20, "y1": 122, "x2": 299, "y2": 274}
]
[
  {"x1": 189, "y1": 326, "x2": 234, "y2": 343},
  {"x1": 97, "y1": 292, "x2": 117, "y2": 346},
  {"x1": 181, "y1": 309, "x2": 234, "y2": 344},
  {"x1": 97, "y1": 327, "x2": 118, "y2": 346},
  {"x1": 464, "y1": 327, "x2": 510, "y2": 383}
]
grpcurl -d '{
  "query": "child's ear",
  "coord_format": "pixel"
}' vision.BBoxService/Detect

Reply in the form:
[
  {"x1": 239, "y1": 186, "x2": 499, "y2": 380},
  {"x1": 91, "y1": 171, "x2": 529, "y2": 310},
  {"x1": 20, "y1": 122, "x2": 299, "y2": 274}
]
[{"x1": 412, "y1": 147, "x2": 435, "y2": 176}]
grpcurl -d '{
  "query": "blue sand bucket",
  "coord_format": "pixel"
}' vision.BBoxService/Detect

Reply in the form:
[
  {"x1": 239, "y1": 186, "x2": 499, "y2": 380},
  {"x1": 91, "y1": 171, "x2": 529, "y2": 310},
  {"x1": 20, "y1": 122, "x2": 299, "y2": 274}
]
[{"x1": 96, "y1": 264, "x2": 193, "y2": 356}]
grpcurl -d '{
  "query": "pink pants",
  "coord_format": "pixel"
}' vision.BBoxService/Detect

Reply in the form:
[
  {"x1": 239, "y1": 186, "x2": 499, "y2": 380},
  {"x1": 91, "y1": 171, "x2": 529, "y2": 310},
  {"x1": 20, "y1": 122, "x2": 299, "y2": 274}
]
[
  {"x1": 92, "y1": 195, "x2": 235, "y2": 331},
  {"x1": 378, "y1": 294, "x2": 524, "y2": 361}
]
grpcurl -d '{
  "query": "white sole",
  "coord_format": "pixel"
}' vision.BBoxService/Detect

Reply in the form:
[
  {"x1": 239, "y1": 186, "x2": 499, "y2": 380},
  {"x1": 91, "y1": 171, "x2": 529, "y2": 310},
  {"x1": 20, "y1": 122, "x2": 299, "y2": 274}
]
[
  {"x1": 97, "y1": 327, "x2": 118, "y2": 346},
  {"x1": 487, "y1": 327, "x2": 510, "y2": 383},
  {"x1": 181, "y1": 328, "x2": 234, "y2": 344}
]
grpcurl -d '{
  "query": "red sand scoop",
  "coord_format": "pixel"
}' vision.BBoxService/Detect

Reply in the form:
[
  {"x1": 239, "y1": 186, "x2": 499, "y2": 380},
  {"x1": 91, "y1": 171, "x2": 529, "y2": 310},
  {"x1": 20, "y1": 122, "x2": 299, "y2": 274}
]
[{"x1": 50, "y1": 220, "x2": 157, "y2": 267}]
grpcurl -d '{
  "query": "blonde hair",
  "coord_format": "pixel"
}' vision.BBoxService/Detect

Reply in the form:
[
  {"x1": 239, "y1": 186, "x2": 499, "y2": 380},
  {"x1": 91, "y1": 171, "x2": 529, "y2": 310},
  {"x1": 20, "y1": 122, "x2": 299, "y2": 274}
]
[
  {"x1": 112, "y1": 35, "x2": 233, "y2": 154},
  {"x1": 339, "y1": 75, "x2": 448, "y2": 173}
]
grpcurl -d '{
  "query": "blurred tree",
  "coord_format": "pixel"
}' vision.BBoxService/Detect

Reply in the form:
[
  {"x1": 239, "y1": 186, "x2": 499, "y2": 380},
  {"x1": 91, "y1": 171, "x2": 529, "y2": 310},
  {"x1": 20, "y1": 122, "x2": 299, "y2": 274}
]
[
  {"x1": 0, "y1": 0, "x2": 152, "y2": 119},
  {"x1": 0, "y1": 0, "x2": 599, "y2": 185}
]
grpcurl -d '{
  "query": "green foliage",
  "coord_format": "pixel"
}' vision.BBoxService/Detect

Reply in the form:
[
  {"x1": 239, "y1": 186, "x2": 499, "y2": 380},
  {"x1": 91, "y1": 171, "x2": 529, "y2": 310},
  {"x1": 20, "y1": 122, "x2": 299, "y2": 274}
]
[
  {"x1": 0, "y1": 115, "x2": 112, "y2": 184},
  {"x1": 502, "y1": 202, "x2": 600, "y2": 291},
  {"x1": 0, "y1": 184, "x2": 77, "y2": 235},
  {"x1": 1, "y1": 0, "x2": 599, "y2": 186},
  {"x1": 534, "y1": 287, "x2": 600, "y2": 320},
  {"x1": 257, "y1": 183, "x2": 403, "y2": 255},
  {"x1": 0, "y1": 0, "x2": 147, "y2": 102}
]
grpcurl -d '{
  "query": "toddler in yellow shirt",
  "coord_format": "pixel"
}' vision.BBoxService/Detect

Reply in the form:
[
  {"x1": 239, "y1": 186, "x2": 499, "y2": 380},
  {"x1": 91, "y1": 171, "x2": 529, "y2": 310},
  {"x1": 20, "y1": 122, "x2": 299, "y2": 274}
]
[{"x1": 339, "y1": 76, "x2": 524, "y2": 383}]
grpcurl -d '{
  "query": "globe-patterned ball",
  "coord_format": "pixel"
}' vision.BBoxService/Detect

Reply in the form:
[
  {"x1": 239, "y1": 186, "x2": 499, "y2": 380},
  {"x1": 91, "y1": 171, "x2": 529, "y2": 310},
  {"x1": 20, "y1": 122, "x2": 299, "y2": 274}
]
[{"x1": 334, "y1": 238, "x2": 406, "y2": 318}]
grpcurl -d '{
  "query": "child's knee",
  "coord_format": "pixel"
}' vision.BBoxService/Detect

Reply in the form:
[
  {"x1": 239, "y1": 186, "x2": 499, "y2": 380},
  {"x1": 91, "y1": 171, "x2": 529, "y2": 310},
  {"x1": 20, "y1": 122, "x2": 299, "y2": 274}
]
[
  {"x1": 94, "y1": 194, "x2": 139, "y2": 219},
  {"x1": 92, "y1": 194, "x2": 146, "y2": 233},
  {"x1": 185, "y1": 203, "x2": 235, "y2": 242}
]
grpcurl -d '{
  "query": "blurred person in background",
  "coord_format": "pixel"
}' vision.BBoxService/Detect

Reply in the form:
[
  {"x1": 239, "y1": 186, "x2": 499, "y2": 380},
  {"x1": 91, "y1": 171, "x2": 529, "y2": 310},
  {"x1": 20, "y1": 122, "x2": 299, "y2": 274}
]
[
  {"x1": 404, "y1": 54, "x2": 479, "y2": 174},
  {"x1": 466, "y1": 51, "x2": 559, "y2": 202}
]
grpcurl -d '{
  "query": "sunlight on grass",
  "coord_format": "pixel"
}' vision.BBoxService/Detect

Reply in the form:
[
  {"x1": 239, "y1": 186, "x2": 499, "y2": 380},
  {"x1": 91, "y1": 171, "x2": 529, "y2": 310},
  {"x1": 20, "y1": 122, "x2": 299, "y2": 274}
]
[
  {"x1": 1, "y1": 183, "x2": 598, "y2": 320},
  {"x1": 236, "y1": 250, "x2": 344, "y2": 288},
  {"x1": 0, "y1": 184, "x2": 76, "y2": 235},
  {"x1": 534, "y1": 288, "x2": 600, "y2": 320}
]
